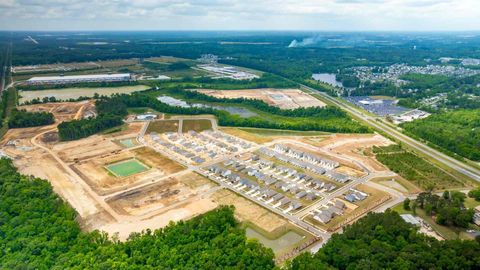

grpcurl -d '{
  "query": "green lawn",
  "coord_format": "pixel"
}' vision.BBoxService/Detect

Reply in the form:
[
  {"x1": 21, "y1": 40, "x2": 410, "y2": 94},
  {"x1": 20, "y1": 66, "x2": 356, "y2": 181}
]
[
  {"x1": 465, "y1": 197, "x2": 480, "y2": 209},
  {"x1": 106, "y1": 159, "x2": 149, "y2": 177}
]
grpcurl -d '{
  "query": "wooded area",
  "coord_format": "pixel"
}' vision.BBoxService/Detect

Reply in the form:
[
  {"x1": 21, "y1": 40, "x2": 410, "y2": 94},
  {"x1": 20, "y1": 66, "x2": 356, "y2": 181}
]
[
  {"x1": 8, "y1": 108, "x2": 54, "y2": 128},
  {"x1": 401, "y1": 109, "x2": 480, "y2": 161},
  {"x1": 0, "y1": 158, "x2": 275, "y2": 269},
  {"x1": 288, "y1": 211, "x2": 480, "y2": 270}
]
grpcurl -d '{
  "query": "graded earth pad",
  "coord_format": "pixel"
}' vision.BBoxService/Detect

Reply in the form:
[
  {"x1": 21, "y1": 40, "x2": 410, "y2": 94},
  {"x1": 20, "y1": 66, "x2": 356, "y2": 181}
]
[
  {"x1": 196, "y1": 88, "x2": 326, "y2": 109},
  {"x1": 106, "y1": 159, "x2": 149, "y2": 177}
]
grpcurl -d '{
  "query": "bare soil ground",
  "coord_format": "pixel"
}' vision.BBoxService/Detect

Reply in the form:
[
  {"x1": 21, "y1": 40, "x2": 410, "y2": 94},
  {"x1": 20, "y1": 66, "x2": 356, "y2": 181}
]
[
  {"x1": 19, "y1": 101, "x2": 92, "y2": 122},
  {"x1": 53, "y1": 135, "x2": 122, "y2": 163},
  {"x1": 99, "y1": 197, "x2": 218, "y2": 240},
  {"x1": 211, "y1": 189, "x2": 289, "y2": 234},
  {"x1": 309, "y1": 134, "x2": 394, "y2": 173},
  {"x1": 131, "y1": 147, "x2": 185, "y2": 174},
  {"x1": 196, "y1": 89, "x2": 326, "y2": 109},
  {"x1": 72, "y1": 146, "x2": 185, "y2": 195},
  {"x1": 373, "y1": 175, "x2": 423, "y2": 194}
]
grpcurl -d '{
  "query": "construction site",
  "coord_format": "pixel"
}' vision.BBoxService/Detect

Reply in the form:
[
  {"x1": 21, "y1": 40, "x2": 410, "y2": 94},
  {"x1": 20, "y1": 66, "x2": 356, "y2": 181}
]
[
  {"x1": 0, "y1": 101, "x2": 407, "y2": 258},
  {"x1": 195, "y1": 88, "x2": 326, "y2": 109}
]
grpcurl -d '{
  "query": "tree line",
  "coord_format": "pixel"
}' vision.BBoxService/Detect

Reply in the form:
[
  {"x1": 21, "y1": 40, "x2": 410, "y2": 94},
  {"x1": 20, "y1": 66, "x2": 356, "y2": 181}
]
[
  {"x1": 57, "y1": 91, "x2": 370, "y2": 141},
  {"x1": 8, "y1": 108, "x2": 55, "y2": 128}
]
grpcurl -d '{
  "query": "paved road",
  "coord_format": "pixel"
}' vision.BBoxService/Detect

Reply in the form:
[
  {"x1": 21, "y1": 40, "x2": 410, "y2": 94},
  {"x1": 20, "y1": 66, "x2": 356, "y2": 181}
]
[{"x1": 300, "y1": 85, "x2": 480, "y2": 183}]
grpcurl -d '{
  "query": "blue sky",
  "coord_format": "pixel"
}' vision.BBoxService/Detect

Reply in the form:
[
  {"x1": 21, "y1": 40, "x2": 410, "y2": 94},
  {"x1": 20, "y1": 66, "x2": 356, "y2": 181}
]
[{"x1": 0, "y1": 0, "x2": 479, "y2": 31}]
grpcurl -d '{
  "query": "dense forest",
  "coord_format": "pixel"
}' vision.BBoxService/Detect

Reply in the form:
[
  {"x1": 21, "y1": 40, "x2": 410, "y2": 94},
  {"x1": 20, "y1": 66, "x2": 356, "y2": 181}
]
[
  {"x1": 8, "y1": 108, "x2": 55, "y2": 128},
  {"x1": 289, "y1": 210, "x2": 480, "y2": 270},
  {"x1": 0, "y1": 158, "x2": 275, "y2": 269},
  {"x1": 401, "y1": 109, "x2": 480, "y2": 161}
]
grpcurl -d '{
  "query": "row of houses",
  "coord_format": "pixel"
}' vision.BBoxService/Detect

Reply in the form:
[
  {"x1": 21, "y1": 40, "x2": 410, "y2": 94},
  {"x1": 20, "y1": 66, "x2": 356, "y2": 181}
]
[
  {"x1": 259, "y1": 147, "x2": 351, "y2": 184},
  {"x1": 185, "y1": 131, "x2": 235, "y2": 156},
  {"x1": 259, "y1": 148, "x2": 327, "y2": 175},
  {"x1": 204, "y1": 130, "x2": 253, "y2": 150},
  {"x1": 344, "y1": 189, "x2": 368, "y2": 203},
  {"x1": 273, "y1": 144, "x2": 339, "y2": 169},
  {"x1": 232, "y1": 157, "x2": 333, "y2": 197},
  {"x1": 313, "y1": 200, "x2": 346, "y2": 224},
  {"x1": 150, "y1": 134, "x2": 205, "y2": 164},
  {"x1": 206, "y1": 165, "x2": 303, "y2": 213},
  {"x1": 252, "y1": 153, "x2": 338, "y2": 194}
]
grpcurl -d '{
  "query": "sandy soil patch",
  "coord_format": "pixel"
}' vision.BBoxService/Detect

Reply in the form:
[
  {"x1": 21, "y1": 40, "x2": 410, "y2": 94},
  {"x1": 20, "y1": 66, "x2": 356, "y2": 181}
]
[
  {"x1": 196, "y1": 88, "x2": 325, "y2": 109},
  {"x1": 212, "y1": 189, "x2": 288, "y2": 234},
  {"x1": 19, "y1": 101, "x2": 91, "y2": 122},
  {"x1": 312, "y1": 134, "x2": 394, "y2": 173},
  {"x1": 53, "y1": 135, "x2": 122, "y2": 163},
  {"x1": 99, "y1": 198, "x2": 218, "y2": 240}
]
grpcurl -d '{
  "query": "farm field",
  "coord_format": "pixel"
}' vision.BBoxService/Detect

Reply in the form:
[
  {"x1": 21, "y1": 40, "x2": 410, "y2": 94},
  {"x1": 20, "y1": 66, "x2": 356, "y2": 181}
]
[
  {"x1": 19, "y1": 85, "x2": 150, "y2": 103},
  {"x1": 373, "y1": 145, "x2": 470, "y2": 190}
]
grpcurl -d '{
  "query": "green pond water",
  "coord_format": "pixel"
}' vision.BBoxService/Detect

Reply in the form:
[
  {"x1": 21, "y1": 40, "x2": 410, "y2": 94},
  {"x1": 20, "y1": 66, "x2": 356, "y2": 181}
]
[
  {"x1": 119, "y1": 139, "x2": 136, "y2": 148},
  {"x1": 246, "y1": 227, "x2": 304, "y2": 254}
]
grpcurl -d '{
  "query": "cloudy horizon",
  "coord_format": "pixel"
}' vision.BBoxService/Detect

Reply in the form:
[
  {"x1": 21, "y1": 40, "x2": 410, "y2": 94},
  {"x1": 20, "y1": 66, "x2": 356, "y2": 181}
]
[{"x1": 0, "y1": 0, "x2": 479, "y2": 31}]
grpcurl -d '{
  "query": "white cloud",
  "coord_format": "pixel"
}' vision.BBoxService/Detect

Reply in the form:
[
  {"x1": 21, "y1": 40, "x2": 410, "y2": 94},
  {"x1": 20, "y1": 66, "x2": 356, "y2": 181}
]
[{"x1": 0, "y1": 0, "x2": 479, "y2": 30}]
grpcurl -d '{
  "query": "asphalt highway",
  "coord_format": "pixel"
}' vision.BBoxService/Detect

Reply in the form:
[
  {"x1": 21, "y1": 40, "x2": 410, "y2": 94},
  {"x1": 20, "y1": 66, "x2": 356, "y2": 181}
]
[{"x1": 300, "y1": 84, "x2": 480, "y2": 183}]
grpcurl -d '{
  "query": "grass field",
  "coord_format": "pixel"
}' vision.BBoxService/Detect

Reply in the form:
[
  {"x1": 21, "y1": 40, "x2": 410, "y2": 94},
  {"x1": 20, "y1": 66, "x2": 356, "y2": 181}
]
[
  {"x1": 19, "y1": 85, "x2": 150, "y2": 103},
  {"x1": 147, "y1": 120, "x2": 179, "y2": 133},
  {"x1": 182, "y1": 119, "x2": 212, "y2": 132},
  {"x1": 105, "y1": 159, "x2": 149, "y2": 177}
]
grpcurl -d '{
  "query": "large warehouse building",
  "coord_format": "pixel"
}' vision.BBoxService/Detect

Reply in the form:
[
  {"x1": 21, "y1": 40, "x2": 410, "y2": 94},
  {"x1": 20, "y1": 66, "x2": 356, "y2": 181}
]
[{"x1": 26, "y1": 73, "x2": 133, "y2": 85}]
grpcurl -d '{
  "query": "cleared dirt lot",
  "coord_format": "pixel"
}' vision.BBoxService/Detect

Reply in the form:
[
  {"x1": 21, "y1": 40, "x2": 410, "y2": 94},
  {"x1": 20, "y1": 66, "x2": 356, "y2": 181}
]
[
  {"x1": 211, "y1": 189, "x2": 289, "y2": 234},
  {"x1": 72, "y1": 146, "x2": 185, "y2": 195},
  {"x1": 307, "y1": 134, "x2": 394, "y2": 173},
  {"x1": 19, "y1": 101, "x2": 93, "y2": 122},
  {"x1": 196, "y1": 89, "x2": 326, "y2": 109}
]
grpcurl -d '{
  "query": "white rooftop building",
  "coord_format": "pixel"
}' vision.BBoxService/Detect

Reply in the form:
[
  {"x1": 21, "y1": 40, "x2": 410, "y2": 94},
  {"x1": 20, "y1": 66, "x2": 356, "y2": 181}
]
[{"x1": 26, "y1": 73, "x2": 133, "y2": 85}]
